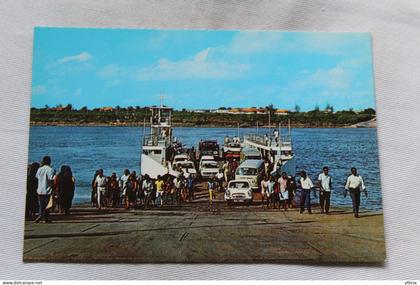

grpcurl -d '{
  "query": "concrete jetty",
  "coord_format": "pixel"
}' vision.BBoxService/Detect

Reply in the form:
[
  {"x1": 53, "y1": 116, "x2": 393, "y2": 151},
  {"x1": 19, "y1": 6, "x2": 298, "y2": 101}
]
[{"x1": 23, "y1": 201, "x2": 385, "y2": 263}]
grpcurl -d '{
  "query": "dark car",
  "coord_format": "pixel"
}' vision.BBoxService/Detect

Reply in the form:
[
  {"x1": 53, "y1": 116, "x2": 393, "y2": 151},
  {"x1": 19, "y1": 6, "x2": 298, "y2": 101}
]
[{"x1": 199, "y1": 140, "x2": 220, "y2": 159}]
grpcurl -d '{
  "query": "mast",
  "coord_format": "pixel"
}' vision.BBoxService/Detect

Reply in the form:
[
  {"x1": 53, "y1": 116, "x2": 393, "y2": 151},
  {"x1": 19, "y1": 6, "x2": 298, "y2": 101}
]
[
  {"x1": 237, "y1": 122, "x2": 240, "y2": 138},
  {"x1": 142, "y1": 117, "x2": 146, "y2": 144},
  {"x1": 257, "y1": 121, "x2": 259, "y2": 136}
]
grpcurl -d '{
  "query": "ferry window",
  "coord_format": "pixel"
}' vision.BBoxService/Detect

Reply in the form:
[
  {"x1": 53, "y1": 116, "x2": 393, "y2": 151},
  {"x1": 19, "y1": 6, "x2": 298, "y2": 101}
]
[{"x1": 237, "y1": 167, "x2": 257, "y2": 176}]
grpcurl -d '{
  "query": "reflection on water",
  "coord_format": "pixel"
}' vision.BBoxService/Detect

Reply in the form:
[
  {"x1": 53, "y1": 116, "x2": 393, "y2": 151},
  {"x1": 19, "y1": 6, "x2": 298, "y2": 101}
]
[{"x1": 28, "y1": 126, "x2": 382, "y2": 210}]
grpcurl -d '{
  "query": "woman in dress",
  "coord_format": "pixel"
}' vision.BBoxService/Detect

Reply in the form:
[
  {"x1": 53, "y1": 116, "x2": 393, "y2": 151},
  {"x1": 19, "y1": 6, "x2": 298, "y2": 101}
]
[
  {"x1": 56, "y1": 165, "x2": 75, "y2": 215},
  {"x1": 26, "y1": 162, "x2": 40, "y2": 219}
]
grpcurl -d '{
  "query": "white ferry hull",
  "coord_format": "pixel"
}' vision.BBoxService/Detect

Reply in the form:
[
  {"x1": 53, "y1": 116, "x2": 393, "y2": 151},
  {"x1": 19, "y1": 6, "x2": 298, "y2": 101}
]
[{"x1": 141, "y1": 154, "x2": 180, "y2": 179}]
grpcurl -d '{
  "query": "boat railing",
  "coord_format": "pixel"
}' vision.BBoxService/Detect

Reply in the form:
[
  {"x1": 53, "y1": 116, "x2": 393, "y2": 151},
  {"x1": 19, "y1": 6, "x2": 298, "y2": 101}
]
[
  {"x1": 244, "y1": 133, "x2": 292, "y2": 147},
  {"x1": 142, "y1": 134, "x2": 170, "y2": 147}
]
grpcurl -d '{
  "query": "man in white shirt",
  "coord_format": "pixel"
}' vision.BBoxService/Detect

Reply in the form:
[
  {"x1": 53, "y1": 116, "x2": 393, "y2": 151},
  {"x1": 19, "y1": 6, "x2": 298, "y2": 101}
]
[
  {"x1": 317, "y1": 166, "x2": 332, "y2": 214},
  {"x1": 266, "y1": 176, "x2": 275, "y2": 209},
  {"x1": 278, "y1": 172, "x2": 289, "y2": 210},
  {"x1": 95, "y1": 169, "x2": 107, "y2": 210},
  {"x1": 215, "y1": 170, "x2": 224, "y2": 191},
  {"x1": 119, "y1": 169, "x2": 130, "y2": 206},
  {"x1": 299, "y1": 170, "x2": 314, "y2": 214},
  {"x1": 345, "y1": 167, "x2": 367, "y2": 218},
  {"x1": 273, "y1": 129, "x2": 279, "y2": 143},
  {"x1": 260, "y1": 175, "x2": 269, "y2": 206},
  {"x1": 35, "y1": 156, "x2": 55, "y2": 223}
]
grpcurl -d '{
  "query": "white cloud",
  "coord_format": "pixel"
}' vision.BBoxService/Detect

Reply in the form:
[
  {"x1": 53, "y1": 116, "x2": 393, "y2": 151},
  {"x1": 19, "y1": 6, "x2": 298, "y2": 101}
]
[
  {"x1": 57, "y1": 52, "x2": 92, "y2": 64},
  {"x1": 137, "y1": 48, "x2": 250, "y2": 80},
  {"x1": 32, "y1": 84, "x2": 46, "y2": 95},
  {"x1": 309, "y1": 66, "x2": 351, "y2": 90},
  {"x1": 284, "y1": 65, "x2": 354, "y2": 95}
]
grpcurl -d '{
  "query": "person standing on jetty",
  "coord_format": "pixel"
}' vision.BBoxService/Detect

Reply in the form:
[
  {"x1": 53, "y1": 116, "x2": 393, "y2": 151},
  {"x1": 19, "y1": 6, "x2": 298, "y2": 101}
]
[
  {"x1": 278, "y1": 172, "x2": 289, "y2": 211},
  {"x1": 345, "y1": 167, "x2": 367, "y2": 218},
  {"x1": 287, "y1": 175, "x2": 297, "y2": 208},
  {"x1": 155, "y1": 175, "x2": 165, "y2": 206},
  {"x1": 119, "y1": 169, "x2": 130, "y2": 206},
  {"x1": 260, "y1": 175, "x2": 269, "y2": 206},
  {"x1": 266, "y1": 176, "x2": 275, "y2": 209},
  {"x1": 55, "y1": 165, "x2": 75, "y2": 215},
  {"x1": 317, "y1": 166, "x2": 332, "y2": 214},
  {"x1": 142, "y1": 174, "x2": 154, "y2": 209},
  {"x1": 91, "y1": 170, "x2": 100, "y2": 208},
  {"x1": 94, "y1": 169, "x2": 107, "y2": 210},
  {"x1": 174, "y1": 174, "x2": 184, "y2": 205},
  {"x1": 222, "y1": 160, "x2": 230, "y2": 184},
  {"x1": 108, "y1": 173, "x2": 120, "y2": 208},
  {"x1": 26, "y1": 162, "x2": 40, "y2": 220},
  {"x1": 35, "y1": 156, "x2": 55, "y2": 223},
  {"x1": 299, "y1": 171, "x2": 314, "y2": 214},
  {"x1": 125, "y1": 174, "x2": 137, "y2": 209},
  {"x1": 208, "y1": 177, "x2": 216, "y2": 208},
  {"x1": 187, "y1": 174, "x2": 195, "y2": 202}
]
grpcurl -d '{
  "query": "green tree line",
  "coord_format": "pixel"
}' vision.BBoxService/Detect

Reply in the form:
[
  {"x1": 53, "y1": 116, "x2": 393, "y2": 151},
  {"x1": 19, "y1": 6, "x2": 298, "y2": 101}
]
[{"x1": 30, "y1": 105, "x2": 376, "y2": 127}]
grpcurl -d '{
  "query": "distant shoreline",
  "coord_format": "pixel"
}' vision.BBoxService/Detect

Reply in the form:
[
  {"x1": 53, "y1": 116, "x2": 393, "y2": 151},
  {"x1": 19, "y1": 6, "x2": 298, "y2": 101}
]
[{"x1": 29, "y1": 121, "x2": 376, "y2": 128}]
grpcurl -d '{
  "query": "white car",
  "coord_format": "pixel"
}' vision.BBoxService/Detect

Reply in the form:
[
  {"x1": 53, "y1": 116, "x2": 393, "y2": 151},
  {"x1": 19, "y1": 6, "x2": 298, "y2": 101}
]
[
  {"x1": 199, "y1": 160, "x2": 220, "y2": 179},
  {"x1": 174, "y1": 154, "x2": 189, "y2": 163},
  {"x1": 225, "y1": 180, "x2": 253, "y2": 205},
  {"x1": 200, "y1": 155, "x2": 215, "y2": 165},
  {"x1": 174, "y1": 160, "x2": 197, "y2": 176}
]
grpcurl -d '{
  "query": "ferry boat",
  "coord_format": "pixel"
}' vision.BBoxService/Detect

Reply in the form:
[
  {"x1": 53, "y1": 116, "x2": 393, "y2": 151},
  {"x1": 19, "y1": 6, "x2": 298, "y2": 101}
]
[
  {"x1": 242, "y1": 124, "x2": 296, "y2": 177},
  {"x1": 140, "y1": 104, "x2": 180, "y2": 178}
]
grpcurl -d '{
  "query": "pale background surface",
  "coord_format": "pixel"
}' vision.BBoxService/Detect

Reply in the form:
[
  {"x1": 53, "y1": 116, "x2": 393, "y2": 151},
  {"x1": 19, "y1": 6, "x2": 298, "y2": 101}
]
[{"x1": 1, "y1": 0, "x2": 419, "y2": 280}]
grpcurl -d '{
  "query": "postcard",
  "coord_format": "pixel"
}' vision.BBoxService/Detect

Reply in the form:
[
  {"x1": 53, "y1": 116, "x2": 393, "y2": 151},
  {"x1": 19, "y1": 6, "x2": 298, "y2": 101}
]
[{"x1": 24, "y1": 28, "x2": 384, "y2": 263}]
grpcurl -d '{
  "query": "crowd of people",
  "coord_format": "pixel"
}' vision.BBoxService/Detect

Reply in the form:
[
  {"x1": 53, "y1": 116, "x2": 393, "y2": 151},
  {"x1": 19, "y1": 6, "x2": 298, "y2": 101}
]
[
  {"x1": 26, "y1": 153, "x2": 368, "y2": 224},
  {"x1": 90, "y1": 169, "x2": 197, "y2": 210},
  {"x1": 26, "y1": 156, "x2": 75, "y2": 223}
]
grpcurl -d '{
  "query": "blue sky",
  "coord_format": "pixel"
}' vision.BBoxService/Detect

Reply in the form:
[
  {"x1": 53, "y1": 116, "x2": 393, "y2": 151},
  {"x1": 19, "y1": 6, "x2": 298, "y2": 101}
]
[{"x1": 31, "y1": 28, "x2": 376, "y2": 111}]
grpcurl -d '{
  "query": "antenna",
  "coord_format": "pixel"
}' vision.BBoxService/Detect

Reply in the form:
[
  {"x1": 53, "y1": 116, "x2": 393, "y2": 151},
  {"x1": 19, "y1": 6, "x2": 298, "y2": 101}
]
[{"x1": 159, "y1": 93, "x2": 164, "y2": 107}]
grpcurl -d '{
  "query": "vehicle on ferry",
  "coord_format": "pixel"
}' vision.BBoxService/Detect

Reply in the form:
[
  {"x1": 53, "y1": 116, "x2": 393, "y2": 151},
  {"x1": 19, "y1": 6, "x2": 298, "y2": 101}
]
[
  {"x1": 242, "y1": 123, "x2": 296, "y2": 177},
  {"x1": 199, "y1": 140, "x2": 220, "y2": 159},
  {"x1": 240, "y1": 146, "x2": 262, "y2": 163},
  {"x1": 222, "y1": 141, "x2": 241, "y2": 159},
  {"x1": 173, "y1": 160, "x2": 197, "y2": 177},
  {"x1": 199, "y1": 157, "x2": 220, "y2": 179},
  {"x1": 225, "y1": 180, "x2": 253, "y2": 205},
  {"x1": 234, "y1": 159, "x2": 265, "y2": 190}
]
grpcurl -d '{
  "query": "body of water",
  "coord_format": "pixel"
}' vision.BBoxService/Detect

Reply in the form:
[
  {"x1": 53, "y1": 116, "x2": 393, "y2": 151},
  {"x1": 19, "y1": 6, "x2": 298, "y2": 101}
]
[{"x1": 28, "y1": 126, "x2": 383, "y2": 211}]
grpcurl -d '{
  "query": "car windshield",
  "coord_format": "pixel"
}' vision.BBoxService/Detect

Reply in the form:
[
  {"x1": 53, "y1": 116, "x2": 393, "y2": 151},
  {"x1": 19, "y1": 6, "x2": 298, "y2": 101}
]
[
  {"x1": 246, "y1": 155, "x2": 261, "y2": 160},
  {"x1": 203, "y1": 163, "x2": 218, "y2": 169},
  {"x1": 201, "y1": 142, "x2": 218, "y2": 150},
  {"x1": 174, "y1": 156, "x2": 187, "y2": 161},
  {"x1": 230, "y1": 181, "x2": 249, "y2": 189},
  {"x1": 236, "y1": 167, "x2": 257, "y2": 176}
]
